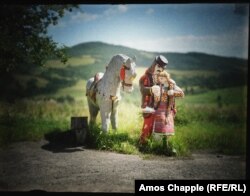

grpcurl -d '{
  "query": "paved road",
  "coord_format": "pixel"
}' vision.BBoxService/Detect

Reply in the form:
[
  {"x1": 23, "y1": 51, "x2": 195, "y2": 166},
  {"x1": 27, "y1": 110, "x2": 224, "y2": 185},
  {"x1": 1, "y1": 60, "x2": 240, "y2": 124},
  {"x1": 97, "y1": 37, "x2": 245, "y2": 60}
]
[{"x1": 0, "y1": 140, "x2": 246, "y2": 193}]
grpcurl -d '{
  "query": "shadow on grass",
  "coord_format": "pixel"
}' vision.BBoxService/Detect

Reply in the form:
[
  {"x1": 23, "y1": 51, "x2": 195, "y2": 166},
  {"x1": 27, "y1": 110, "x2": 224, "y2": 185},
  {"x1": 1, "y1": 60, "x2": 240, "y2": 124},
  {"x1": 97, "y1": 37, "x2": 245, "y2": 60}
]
[
  {"x1": 85, "y1": 125, "x2": 178, "y2": 156},
  {"x1": 41, "y1": 128, "x2": 85, "y2": 153},
  {"x1": 85, "y1": 125, "x2": 137, "y2": 151},
  {"x1": 41, "y1": 125, "x2": 178, "y2": 156},
  {"x1": 137, "y1": 142, "x2": 177, "y2": 156}
]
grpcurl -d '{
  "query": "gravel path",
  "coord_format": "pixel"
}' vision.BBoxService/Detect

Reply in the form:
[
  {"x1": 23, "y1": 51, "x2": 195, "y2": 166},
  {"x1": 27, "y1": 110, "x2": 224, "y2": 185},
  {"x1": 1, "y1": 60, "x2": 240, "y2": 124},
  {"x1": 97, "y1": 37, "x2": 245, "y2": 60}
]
[{"x1": 0, "y1": 139, "x2": 246, "y2": 193}]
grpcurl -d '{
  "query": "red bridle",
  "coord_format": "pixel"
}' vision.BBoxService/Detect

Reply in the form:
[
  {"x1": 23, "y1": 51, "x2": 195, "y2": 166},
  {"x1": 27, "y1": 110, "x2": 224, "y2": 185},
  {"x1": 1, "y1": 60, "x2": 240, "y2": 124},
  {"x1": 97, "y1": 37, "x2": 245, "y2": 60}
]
[{"x1": 120, "y1": 64, "x2": 133, "y2": 89}]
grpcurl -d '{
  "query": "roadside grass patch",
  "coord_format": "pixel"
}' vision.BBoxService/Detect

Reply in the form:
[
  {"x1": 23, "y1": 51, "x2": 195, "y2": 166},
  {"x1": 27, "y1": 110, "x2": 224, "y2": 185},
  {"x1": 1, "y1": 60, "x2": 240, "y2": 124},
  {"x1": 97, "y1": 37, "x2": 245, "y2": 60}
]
[{"x1": 0, "y1": 86, "x2": 246, "y2": 156}]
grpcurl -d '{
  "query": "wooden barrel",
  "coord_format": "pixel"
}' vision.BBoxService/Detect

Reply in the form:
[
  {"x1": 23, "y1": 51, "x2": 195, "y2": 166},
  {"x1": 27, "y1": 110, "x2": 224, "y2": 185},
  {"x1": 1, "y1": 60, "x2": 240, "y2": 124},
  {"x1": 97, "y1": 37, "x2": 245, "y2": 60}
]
[{"x1": 71, "y1": 116, "x2": 88, "y2": 145}]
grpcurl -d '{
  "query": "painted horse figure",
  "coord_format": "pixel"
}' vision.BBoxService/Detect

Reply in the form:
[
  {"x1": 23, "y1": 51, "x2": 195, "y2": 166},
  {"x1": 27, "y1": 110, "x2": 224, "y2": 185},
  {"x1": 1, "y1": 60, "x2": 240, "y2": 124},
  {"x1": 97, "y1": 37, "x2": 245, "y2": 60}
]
[{"x1": 86, "y1": 54, "x2": 137, "y2": 132}]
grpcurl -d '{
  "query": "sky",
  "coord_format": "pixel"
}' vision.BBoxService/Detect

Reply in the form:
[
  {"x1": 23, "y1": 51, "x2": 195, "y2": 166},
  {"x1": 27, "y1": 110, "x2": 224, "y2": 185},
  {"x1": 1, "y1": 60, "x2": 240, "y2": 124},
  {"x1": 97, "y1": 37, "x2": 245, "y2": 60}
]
[{"x1": 48, "y1": 4, "x2": 249, "y2": 59}]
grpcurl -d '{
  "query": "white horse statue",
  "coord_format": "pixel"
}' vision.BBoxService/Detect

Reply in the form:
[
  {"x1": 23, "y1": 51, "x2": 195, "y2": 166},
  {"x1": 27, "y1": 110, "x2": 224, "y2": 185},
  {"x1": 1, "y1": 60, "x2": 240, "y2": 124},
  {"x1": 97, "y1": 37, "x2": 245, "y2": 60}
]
[{"x1": 86, "y1": 54, "x2": 137, "y2": 132}]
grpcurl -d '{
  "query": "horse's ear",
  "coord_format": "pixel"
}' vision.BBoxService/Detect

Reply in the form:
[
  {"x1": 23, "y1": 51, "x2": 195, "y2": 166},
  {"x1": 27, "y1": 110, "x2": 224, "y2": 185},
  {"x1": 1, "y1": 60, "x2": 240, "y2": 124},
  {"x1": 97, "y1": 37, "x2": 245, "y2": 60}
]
[
  {"x1": 132, "y1": 55, "x2": 136, "y2": 62},
  {"x1": 125, "y1": 58, "x2": 131, "y2": 67},
  {"x1": 126, "y1": 58, "x2": 131, "y2": 63}
]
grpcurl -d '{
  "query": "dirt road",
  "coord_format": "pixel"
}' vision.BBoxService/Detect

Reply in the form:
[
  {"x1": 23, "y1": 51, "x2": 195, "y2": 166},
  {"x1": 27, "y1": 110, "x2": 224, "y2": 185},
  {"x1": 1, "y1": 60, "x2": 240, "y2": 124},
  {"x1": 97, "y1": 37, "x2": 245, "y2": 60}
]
[{"x1": 0, "y1": 139, "x2": 246, "y2": 193}]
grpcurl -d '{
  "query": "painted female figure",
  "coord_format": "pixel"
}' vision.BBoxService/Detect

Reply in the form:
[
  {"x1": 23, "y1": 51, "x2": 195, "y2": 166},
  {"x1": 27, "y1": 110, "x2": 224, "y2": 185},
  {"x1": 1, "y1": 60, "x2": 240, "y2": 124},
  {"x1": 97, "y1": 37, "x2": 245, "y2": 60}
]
[{"x1": 152, "y1": 71, "x2": 184, "y2": 146}]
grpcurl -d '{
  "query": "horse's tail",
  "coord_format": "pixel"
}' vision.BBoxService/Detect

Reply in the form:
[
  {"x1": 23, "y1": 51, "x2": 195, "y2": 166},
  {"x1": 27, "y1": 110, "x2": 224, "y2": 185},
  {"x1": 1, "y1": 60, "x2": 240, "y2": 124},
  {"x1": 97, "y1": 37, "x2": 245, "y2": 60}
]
[
  {"x1": 86, "y1": 72, "x2": 104, "y2": 103},
  {"x1": 86, "y1": 77, "x2": 95, "y2": 96}
]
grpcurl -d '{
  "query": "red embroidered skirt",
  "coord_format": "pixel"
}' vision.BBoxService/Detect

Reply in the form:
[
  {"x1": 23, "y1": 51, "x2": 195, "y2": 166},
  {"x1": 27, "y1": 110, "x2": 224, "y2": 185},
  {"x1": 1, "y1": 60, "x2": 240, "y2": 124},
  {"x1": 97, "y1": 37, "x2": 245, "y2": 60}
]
[{"x1": 153, "y1": 101, "x2": 175, "y2": 136}]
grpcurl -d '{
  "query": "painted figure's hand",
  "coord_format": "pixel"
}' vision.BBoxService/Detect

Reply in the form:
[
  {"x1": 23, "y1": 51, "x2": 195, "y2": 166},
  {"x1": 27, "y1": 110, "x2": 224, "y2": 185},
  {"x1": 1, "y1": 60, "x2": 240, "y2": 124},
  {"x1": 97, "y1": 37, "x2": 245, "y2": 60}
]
[
  {"x1": 167, "y1": 89, "x2": 174, "y2": 96},
  {"x1": 165, "y1": 115, "x2": 170, "y2": 125},
  {"x1": 151, "y1": 85, "x2": 160, "y2": 97}
]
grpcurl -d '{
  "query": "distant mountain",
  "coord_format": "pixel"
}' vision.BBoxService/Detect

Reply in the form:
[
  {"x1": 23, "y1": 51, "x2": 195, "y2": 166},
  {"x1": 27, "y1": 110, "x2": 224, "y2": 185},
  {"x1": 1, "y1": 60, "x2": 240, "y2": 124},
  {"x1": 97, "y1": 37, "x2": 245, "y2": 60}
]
[
  {"x1": 67, "y1": 41, "x2": 152, "y2": 67},
  {"x1": 67, "y1": 41, "x2": 248, "y2": 71},
  {"x1": 1, "y1": 41, "x2": 247, "y2": 101}
]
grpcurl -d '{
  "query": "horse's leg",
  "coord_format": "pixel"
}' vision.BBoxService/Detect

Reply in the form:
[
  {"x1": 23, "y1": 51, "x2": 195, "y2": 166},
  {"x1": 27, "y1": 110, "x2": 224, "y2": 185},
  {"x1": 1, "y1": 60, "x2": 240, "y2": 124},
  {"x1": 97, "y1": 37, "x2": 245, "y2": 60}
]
[
  {"x1": 111, "y1": 100, "x2": 119, "y2": 130},
  {"x1": 99, "y1": 102, "x2": 111, "y2": 132},
  {"x1": 87, "y1": 97, "x2": 99, "y2": 125}
]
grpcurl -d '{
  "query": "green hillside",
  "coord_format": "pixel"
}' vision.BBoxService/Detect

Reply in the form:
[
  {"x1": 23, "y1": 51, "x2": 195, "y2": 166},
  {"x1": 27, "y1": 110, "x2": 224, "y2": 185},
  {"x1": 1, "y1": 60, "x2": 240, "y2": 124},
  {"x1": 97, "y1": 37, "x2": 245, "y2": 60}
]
[
  {"x1": 0, "y1": 42, "x2": 247, "y2": 156},
  {"x1": 67, "y1": 41, "x2": 248, "y2": 71},
  {"x1": 66, "y1": 41, "x2": 247, "y2": 89},
  {"x1": 67, "y1": 41, "x2": 154, "y2": 67},
  {"x1": 0, "y1": 41, "x2": 247, "y2": 102}
]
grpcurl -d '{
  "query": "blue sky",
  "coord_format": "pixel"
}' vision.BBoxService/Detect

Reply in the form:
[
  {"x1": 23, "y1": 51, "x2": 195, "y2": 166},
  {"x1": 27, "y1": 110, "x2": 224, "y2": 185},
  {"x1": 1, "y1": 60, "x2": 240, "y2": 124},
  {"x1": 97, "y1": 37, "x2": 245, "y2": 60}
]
[{"x1": 48, "y1": 4, "x2": 249, "y2": 59}]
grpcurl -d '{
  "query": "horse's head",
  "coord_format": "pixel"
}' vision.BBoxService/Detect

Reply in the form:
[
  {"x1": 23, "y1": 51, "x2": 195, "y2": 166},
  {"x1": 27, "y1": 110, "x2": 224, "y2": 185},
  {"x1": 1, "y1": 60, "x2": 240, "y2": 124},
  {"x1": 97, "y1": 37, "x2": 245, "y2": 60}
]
[{"x1": 120, "y1": 56, "x2": 137, "y2": 93}]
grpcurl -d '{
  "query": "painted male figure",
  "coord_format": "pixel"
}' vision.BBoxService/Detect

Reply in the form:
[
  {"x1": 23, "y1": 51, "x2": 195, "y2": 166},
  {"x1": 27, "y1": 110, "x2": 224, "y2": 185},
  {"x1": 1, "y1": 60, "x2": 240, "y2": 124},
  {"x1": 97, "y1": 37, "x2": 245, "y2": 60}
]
[{"x1": 139, "y1": 55, "x2": 184, "y2": 144}]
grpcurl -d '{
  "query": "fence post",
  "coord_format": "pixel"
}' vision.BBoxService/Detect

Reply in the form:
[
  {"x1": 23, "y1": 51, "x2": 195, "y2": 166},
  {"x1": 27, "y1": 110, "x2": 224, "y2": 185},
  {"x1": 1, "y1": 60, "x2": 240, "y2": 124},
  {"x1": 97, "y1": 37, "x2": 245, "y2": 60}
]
[{"x1": 71, "y1": 116, "x2": 88, "y2": 145}]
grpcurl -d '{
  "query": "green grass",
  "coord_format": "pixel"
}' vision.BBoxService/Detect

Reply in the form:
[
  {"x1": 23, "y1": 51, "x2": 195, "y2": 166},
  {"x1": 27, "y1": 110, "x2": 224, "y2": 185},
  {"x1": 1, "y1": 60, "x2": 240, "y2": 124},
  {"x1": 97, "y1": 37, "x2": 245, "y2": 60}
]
[
  {"x1": 0, "y1": 85, "x2": 246, "y2": 157},
  {"x1": 169, "y1": 69, "x2": 219, "y2": 78},
  {"x1": 0, "y1": 115, "x2": 68, "y2": 146},
  {"x1": 45, "y1": 55, "x2": 96, "y2": 68},
  {"x1": 183, "y1": 86, "x2": 247, "y2": 105},
  {"x1": 86, "y1": 124, "x2": 139, "y2": 154},
  {"x1": 175, "y1": 121, "x2": 246, "y2": 155},
  {"x1": 0, "y1": 62, "x2": 247, "y2": 158},
  {"x1": 1, "y1": 42, "x2": 247, "y2": 156}
]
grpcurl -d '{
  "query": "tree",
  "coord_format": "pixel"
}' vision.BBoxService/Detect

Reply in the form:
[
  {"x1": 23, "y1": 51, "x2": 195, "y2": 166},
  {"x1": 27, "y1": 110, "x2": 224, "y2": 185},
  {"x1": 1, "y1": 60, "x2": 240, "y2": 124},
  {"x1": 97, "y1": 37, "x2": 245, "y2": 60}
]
[{"x1": 0, "y1": 4, "x2": 79, "y2": 74}]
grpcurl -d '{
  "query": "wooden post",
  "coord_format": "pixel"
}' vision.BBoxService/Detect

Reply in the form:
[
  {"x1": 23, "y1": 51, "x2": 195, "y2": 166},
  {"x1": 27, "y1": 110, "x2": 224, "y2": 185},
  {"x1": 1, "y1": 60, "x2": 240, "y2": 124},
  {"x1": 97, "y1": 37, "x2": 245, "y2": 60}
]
[{"x1": 71, "y1": 116, "x2": 88, "y2": 145}]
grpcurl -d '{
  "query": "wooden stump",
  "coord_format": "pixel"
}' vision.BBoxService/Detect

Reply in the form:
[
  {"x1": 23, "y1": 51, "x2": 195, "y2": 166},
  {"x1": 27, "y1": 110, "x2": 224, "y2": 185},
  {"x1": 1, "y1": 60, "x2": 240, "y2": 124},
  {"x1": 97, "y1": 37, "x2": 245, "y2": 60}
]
[{"x1": 71, "y1": 116, "x2": 88, "y2": 145}]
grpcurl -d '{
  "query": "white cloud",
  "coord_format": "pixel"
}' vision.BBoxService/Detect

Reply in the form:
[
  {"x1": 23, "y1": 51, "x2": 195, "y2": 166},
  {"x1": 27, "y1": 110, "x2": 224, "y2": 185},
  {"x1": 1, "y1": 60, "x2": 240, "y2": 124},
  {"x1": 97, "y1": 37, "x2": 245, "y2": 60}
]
[
  {"x1": 146, "y1": 8, "x2": 154, "y2": 15},
  {"x1": 71, "y1": 12, "x2": 99, "y2": 22},
  {"x1": 117, "y1": 30, "x2": 248, "y2": 58},
  {"x1": 50, "y1": 5, "x2": 129, "y2": 29},
  {"x1": 118, "y1": 5, "x2": 128, "y2": 13},
  {"x1": 104, "y1": 5, "x2": 128, "y2": 16}
]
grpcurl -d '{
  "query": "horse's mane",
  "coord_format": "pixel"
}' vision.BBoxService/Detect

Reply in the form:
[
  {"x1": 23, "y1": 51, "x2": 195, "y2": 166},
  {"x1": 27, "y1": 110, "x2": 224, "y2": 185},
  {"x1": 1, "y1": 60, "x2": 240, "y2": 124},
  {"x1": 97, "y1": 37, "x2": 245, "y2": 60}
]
[
  {"x1": 106, "y1": 54, "x2": 128, "y2": 72},
  {"x1": 97, "y1": 54, "x2": 129, "y2": 100}
]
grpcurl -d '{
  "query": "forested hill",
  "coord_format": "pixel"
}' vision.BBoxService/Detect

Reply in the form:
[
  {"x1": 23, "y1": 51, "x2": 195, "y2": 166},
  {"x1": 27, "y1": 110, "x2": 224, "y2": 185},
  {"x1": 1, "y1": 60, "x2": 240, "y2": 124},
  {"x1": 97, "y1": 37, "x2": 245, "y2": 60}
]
[
  {"x1": 0, "y1": 41, "x2": 247, "y2": 102},
  {"x1": 67, "y1": 41, "x2": 248, "y2": 71}
]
